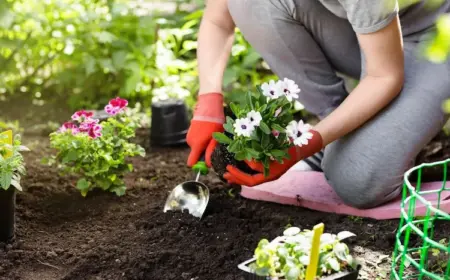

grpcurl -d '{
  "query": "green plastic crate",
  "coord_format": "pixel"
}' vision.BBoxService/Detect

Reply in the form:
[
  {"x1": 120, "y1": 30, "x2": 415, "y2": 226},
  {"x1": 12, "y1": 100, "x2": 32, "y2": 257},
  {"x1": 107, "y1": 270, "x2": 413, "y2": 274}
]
[{"x1": 391, "y1": 159, "x2": 450, "y2": 280}]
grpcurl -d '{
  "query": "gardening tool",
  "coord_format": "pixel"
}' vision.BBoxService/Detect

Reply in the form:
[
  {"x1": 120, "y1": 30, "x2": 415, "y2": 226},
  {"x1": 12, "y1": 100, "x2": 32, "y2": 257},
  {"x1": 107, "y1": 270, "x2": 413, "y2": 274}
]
[
  {"x1": 306, "y1": 223, "x2": 324, "y2": 280},
  {"x1": 163, "y1": 155, "x2": 210, "y2": 218}
]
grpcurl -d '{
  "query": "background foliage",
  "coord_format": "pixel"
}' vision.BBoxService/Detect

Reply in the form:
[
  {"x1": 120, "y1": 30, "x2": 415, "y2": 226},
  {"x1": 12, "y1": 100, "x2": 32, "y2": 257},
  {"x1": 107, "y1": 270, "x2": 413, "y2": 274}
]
[
  {"x1": 0, "y1": 0, "x2": 449, "y2": 121},
  {"x1": 0, "y1": 0, "x2": 276, "y2": 116}
]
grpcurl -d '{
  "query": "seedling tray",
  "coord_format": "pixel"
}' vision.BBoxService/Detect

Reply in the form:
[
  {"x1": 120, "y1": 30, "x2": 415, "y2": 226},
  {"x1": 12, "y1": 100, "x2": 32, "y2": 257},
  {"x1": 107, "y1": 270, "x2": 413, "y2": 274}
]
[
  {"x1": 238, "y1": 258, "x2": 360, "y2": 280},
  {"x1": 237, "y1": 236, "x2": 360, "y2": 280}
]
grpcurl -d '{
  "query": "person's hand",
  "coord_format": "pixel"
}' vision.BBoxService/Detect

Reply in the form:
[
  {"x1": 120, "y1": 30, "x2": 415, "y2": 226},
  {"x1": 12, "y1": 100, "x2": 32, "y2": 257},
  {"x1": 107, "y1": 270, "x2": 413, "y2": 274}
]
[
  {"x1": 186, "y1": 93, "x2": 225, "y2": 167},
  {"x1": 223, "y1": 130, "x2": 323, "y2": 186}
]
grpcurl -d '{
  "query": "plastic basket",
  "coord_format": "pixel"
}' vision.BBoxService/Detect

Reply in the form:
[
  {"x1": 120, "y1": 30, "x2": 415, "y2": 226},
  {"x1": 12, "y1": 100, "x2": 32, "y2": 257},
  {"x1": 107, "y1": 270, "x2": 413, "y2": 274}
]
[{"x1": 391, "y1": 159, "x2": 450, "y2": 279}]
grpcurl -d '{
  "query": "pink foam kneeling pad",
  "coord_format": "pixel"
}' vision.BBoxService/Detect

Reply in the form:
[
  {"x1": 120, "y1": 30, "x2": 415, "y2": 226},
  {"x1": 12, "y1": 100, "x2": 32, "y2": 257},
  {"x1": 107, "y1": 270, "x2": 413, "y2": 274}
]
[{"x1": 240, "y1": 170, "x2": 450, "y2": 220}]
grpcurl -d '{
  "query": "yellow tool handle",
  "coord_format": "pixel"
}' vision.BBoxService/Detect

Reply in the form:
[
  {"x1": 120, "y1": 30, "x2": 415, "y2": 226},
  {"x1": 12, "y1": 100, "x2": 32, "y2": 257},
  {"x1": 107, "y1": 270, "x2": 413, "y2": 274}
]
[{"x1": 305, "y1": 223, "x2": 324, "y2": 280}]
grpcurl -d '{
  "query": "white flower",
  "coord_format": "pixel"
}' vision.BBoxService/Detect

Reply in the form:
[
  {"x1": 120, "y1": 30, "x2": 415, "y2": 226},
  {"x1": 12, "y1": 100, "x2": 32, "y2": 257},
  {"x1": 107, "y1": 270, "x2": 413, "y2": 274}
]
[
  {"x1": 278, "y1": 78, "x2": 300, "y2": 102},
  {"x1": 246, "y1": 110, "x2": 262, "y2": 127},
  {"x1": 286, "y1": 120, "x2": 299, "y2": 139},
  {"x1": 261, "y1": 80, "x2": 283, "y2": 99},
  {"x1": 233, "y1": 118, "x2": 255, "y2": 137},
  {"x1": 285, "y1": 120, "x2": 314, "y2": 147}
]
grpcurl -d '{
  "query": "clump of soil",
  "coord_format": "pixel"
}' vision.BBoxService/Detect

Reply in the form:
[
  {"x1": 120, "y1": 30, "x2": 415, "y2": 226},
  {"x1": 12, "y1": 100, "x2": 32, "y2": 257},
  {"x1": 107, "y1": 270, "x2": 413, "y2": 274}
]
[
  {"x1": 0, "y1": 128, "x2": 449, "y2": 280},
  {"x1": 210, "y1": 142, "x2": 257, "y2": 182}
]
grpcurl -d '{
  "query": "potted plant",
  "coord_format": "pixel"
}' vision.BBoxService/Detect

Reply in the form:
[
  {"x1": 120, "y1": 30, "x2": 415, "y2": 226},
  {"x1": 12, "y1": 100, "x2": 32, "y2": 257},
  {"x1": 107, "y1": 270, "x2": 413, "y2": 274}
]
[
  {"x1": 46, "y1": 97, "x2": 146, "y2": 197},
  {"x1": 238, "y1": 226, "x2": 360, "y2": 280},
  {"x1": 211, "y1": 78, "x2": 310, "y2": 180},
  {"x1": 0, "y1": 132, "x2": 29, "y2": 242}
]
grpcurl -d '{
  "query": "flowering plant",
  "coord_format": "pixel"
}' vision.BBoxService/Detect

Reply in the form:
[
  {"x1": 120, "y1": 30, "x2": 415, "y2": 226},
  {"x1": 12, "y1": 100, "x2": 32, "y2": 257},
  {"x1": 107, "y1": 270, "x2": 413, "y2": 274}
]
[
  {"x1": 213, "y1": 78, "x2": 312, "y2": 176},
  {"x1": 250, "y1": 227, "x2": 358, "y2": 279},
  {"x1": 47, "y1": 97, "x2": 145, "y2": 196},
  {"x1": 0, "y1": 133, "x2": 29, "y2": 191}
]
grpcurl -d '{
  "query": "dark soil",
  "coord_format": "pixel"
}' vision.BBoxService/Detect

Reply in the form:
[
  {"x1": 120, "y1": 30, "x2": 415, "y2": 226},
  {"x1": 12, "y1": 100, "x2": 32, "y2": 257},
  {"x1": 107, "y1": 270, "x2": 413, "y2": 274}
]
[{"x1": 0, "y1": 128, "x2": 449, "y2": 280}]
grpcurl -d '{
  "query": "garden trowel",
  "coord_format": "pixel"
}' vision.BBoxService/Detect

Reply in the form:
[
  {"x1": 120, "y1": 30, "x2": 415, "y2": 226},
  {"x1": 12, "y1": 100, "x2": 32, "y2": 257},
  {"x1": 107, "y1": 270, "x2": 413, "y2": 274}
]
[{"x1": 163, "y1": 156, "x2": 210, "y2": 219}]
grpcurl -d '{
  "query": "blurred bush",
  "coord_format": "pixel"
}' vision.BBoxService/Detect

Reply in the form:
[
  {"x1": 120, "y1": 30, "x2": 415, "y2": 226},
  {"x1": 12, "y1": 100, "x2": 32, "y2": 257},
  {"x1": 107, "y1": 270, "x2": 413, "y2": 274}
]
[{"x1": 0, "y1": 0, "x2": 275, "y2": 112}]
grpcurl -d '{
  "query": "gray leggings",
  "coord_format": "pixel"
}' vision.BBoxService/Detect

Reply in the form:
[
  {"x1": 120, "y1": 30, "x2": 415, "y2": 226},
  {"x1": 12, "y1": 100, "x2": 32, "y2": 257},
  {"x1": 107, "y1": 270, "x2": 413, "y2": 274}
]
[{"x1": 227, "y1": 0, "x2": 450, "y2": 208}]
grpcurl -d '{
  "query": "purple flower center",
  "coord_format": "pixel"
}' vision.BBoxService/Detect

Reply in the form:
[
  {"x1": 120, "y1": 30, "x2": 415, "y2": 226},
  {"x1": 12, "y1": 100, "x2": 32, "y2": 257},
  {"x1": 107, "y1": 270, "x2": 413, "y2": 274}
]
[
  {"x1": 284, "y1": 89, "x2": 290, "y2": 94},
  {"x1": 296, "y1": 131, "x2": 303, "y2": 138},
  {"x1": 270, "y1": 90, "x2": 275, "y2": 95},
  {"x1": 241, "y1": 124, "x2": 247, "y2": 129},
  {"x1": 250, "y1": 117, "x2": 254, "y2": 122}
]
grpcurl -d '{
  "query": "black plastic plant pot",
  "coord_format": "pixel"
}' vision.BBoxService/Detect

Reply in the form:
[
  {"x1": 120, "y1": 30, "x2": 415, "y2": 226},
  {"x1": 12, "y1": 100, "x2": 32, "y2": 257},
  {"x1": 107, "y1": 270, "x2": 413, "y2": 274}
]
[
  {"x1": 238, "y1": 258, "x2": 360, "y2": 280},
  {"x1": 0, "y1": 187, "x2": 16, "y2": 242},
  {"x1": 150, "y1": 99, "x2": 189, "y2": 147}
]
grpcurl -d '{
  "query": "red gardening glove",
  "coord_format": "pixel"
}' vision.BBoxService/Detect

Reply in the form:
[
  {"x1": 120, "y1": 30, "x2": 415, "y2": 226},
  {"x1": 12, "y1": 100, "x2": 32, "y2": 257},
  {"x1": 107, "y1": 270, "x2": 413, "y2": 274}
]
[
  {"x1": 223, "y1": 130, "x2": 323, "y2": 186},
  {"x1": 186, "y1": 93, "x2": 225, "y2": 167}
]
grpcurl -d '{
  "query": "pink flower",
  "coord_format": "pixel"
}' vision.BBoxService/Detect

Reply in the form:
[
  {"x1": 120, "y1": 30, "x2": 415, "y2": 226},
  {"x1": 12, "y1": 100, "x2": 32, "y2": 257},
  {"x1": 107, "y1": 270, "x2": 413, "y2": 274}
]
[
  {"x1": 88, "y1": 124, "x2": 102, "y2": 139},
  {"x1": 58, "y1": 122, "x2": 79, "y2": 135},
  {"x1": 71, "y1": 110, "x2": 94, "y2": 122},
  {"x1": 109, "y1": 97, "x2": 128, "y2": 109},
  {"x1": 104, "y1": 97, "x2": 128, "y2": 116},
  {"x1": 272, "y1": 130, "x2": 280, "y2": 138},
  {"x1": 105, "y1": 104, "x2": 120, "y2": 115},
  {"x1": 79, "y1": 118, "x2": 99, "y2": 132}
]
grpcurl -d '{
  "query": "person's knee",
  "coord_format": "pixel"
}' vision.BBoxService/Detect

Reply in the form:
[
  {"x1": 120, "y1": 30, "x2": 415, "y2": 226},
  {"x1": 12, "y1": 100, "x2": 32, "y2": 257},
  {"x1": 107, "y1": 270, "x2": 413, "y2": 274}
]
[
  {"x1": 228, "y1": 0, "x2": 291, "y2": 29},
  {"x1": 322, "y1": 145, "x2": 402, "y2": 209}
]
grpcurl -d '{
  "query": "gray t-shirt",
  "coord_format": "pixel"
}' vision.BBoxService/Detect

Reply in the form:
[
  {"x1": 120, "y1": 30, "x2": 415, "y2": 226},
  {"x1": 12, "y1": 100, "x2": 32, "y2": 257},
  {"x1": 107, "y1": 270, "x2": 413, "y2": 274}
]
[{"x1": 318, "y1": 0, "x2": 450, "y2": 39}]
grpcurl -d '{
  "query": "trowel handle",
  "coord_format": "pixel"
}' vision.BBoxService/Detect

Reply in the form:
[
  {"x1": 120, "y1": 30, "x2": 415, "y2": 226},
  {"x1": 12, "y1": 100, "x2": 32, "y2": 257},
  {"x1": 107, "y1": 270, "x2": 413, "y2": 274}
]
[{"x1": 192, "y1": 154, "x2": 209, "y2": 176}]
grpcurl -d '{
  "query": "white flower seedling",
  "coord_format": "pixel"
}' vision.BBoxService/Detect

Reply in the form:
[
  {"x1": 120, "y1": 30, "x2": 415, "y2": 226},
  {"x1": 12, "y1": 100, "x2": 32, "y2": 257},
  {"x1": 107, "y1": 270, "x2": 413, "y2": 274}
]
[
  {"x1": 249, "y1": 226, "x2": 359, "y2": 279},
  {"x1": 212, "y1": 78, "x2": 313, "y2": 177}
]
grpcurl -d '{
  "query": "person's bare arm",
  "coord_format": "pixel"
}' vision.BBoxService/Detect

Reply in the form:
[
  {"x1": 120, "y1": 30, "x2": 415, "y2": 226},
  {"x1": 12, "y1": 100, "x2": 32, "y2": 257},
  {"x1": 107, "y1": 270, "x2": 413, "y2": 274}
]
[
  {"x1": 314, "y1": 16, "x2": 404, "y2": 145},
  {"x1": 198, "y1": 0, "x2": 235, "y2": 95}
]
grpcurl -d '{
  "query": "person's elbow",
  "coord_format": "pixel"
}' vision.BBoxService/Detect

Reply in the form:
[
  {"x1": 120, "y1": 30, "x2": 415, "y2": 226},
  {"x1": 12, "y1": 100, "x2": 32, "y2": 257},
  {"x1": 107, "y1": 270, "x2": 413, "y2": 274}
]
[
  {"x1": 367, "y1": 67, "x2": 404, "y2": 98},
  {"x1": 384, "y1": 69, "x2": 404, "y2": 97}
]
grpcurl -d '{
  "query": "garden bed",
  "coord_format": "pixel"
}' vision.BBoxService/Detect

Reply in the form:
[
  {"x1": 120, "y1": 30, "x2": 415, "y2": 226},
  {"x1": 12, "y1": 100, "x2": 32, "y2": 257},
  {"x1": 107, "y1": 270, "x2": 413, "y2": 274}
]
[{"x1": 0, "y1": 129, "x2": 449, "y2": 280}]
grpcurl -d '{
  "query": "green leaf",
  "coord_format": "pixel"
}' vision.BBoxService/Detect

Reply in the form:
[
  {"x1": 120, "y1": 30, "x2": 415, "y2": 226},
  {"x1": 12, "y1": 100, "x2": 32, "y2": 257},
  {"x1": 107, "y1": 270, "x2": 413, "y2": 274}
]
[
  {"x1": 328, "y1": 257, "x2": 341, "y2": 271},
  {"x1": 0, "y1": 173, "x2": 12, "y2": 189},
  {"x1": 63, "y1": 149, "x2": 78, "y2": 163},
  {"x1": 112, "y1": 186, "x2": 126, "y2": 196},
  {"x1": 224, "y1": 117, "x2": 235, "y2": 134},
  {"x1": 230, "y1": 102, "x2": 240, "y2": 118},
  {"x1": 112, "y1": 50, "x2": 128, "y2": 70},
  {"x1": 228, "y1": 141, "x2": 240, "y2": 154},
  {"x1": 271, "y1": 124, "x2": 285, "y2": 132},
  {"x1": 259, "y1": 122, "x2": 271, "y2": 134},
  {"x1": 285, "y1": 266, "x2": 301, "y2": 280},
  {"x1": 251, "y1": 141, "x2": 263, "y2": 152},
  {"x1": 270, "y1": 149, "x2": 288, "y2": 158},
  {"x1": 235, "y1": 151, "x2": 247, "y2": 161},
  {"x1": 261, "y1": 133, "x2": 270, "y2": 149},
  {"x1": 259, "y1": 104, "x2": 267, "y2": 112},
  {"x1": 242, "y1": 50, "x2": 261, "y2": 67},
  {"x1": 213, "y1": 132, "x2": 232, "y2": 145},
  {"x1": 246, "y1": 92, "x2": 253, "y2": 109},
  {"x1": 246, "y1": 148, "x2": 260, "y2": 158},
  {"x1": 76, "y1": 179, "x2": 90, "y2": 196}
]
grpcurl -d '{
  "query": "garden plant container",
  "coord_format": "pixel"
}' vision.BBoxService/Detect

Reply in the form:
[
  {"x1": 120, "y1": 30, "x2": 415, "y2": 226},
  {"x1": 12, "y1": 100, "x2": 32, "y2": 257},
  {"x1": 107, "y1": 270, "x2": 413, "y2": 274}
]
[
  {"x1": 238, "y1": 258, "x2": 360, "y2": 280},
  {"x1": 150, "y1": 99, "x2": 189, "y2": 147},
  {"x1": 0, "y1": 187, "x2": 16, "y2": 242},
  {"x1": 391, "y1": 159, "x2": 450, "y2": 280}
]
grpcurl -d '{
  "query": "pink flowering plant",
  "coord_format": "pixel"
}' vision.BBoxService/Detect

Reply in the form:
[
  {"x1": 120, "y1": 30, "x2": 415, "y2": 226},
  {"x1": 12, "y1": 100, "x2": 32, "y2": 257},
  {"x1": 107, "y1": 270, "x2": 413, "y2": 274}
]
[
  {"x1": 47, "y1": 97, "x2": 145, "y2": 196},
  {"x1": 213, "y1": 78, "x2": 313, "y2": 177}
]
